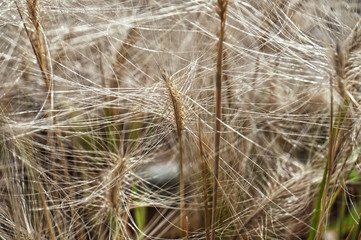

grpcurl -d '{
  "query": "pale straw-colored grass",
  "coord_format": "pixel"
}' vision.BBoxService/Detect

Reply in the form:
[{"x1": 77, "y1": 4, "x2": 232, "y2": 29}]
[{"x1": 1, "y1": 1, "x2": 361, "y2": 239}]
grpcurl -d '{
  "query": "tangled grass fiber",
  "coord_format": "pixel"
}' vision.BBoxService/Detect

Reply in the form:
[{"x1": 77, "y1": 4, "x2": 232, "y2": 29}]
[{"x1": 1, "y1": 0, "x2": 361, "y2": 239}]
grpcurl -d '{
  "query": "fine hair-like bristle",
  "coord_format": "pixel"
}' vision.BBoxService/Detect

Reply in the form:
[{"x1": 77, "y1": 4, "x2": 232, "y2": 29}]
[{"x1": 2, "y1": 1, "x2": 361, "y2": 239}]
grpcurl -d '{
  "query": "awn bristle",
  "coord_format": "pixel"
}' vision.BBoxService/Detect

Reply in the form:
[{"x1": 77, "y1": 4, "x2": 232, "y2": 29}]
[{"x1": 1, "y1": 0, "x2": 361, "y2": 239}]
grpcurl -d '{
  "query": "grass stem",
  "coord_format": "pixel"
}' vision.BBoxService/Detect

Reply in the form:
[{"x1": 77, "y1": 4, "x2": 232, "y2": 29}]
[
  {"x1": 211, "y1": 1, "x2": 228, "y2": 239},
  {"x1": 198, "y1": 117, "x2": 210, "y2": 240}
]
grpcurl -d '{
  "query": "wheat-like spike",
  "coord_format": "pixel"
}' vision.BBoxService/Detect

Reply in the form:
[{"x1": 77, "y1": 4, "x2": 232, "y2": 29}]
[
  {"x1": 160, "y1": 69, "x2": 186, "y2": 235},
  {"x1": 160, "y1": 69, "x2": 185, "y2": 136},
  {"x1": 334, "y1": 44, "x2": 346, "y2": 98},
  {"x1": 113, "y1": 28, "x2": 140, "y2": 82},
  {"x1": 27, "y1": 0, "x2": 39, "y2": 30},
  {"x1": 14, "y1": 4, "x2": 58, "y2": 240}
]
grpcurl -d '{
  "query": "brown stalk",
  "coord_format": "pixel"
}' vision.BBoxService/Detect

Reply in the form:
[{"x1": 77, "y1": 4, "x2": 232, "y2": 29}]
[
  {"x1": 108, "y1": 158, "x2": 126, "y2": 212},
  {"x1": 345, "y1": 211, "x2": 361, "y2": 240},
  {"x1": 198, "y1": 117, "x2": 210, "y2": 240},
  {"x1": 160, "y1": 69, "x2": 186, "y2": 235},
  {"x1": 212, "y1": 1, "x2": 228, "y2": 239},
  {"x1": 107, "y1": 158, "x2": 127, "y2": 240},
  {"x1": 36, "y1": 174, "x2": 56, "y2": 240}
]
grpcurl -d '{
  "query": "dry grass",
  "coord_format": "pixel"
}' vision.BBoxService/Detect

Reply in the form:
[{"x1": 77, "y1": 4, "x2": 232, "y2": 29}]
[{"x1": 1, "y1": 0, "x2": 361, "y2": 239}]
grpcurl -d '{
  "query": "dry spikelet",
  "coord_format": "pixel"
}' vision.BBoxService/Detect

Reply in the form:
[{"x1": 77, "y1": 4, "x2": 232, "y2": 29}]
[
  {"x1": 160, "y1": 68, "x2": 186, "y2": 235},
  {"x1": 161, "y1": 69, "x2": 185, "y2": 134},
  {"x1": 108, "y1": 157, "x2": 127, "y2": 213},
  {"x1": 16, "y1": 0, "x2": 50, "y2": 89},
  {"x1": 27, "y1": 0, "x2": 39, "y2": 27},
  {"x1": 333, "y1": 44, "x2": 346, "y2": 98}
]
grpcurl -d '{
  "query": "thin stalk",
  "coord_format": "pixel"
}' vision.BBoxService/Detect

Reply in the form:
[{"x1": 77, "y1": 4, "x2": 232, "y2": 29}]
[
  {"x1": 36, "y1": 175, "x2": 56, "y2": 240},
  {"x1": 314, "y1": 71, "x2": 334, "y2": 240},
  {"x1": 185, "y1": 216, "x2": 189, "y2": 240},
  {"x1": 198, "y1": 117, "x2": 210, "y2": 240},
  {"x1": 308, "y1": 162, "x2": 328, "y2": 240},
  {"x1": 178, "y1": 130, "x2": 186, "y2": 235},
  {"x1": 212, "y1": 1, "x2": 228, "y2": 239},
  {"x1": 345, "y1": 210, "x2": 361, "y2": 240}
]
